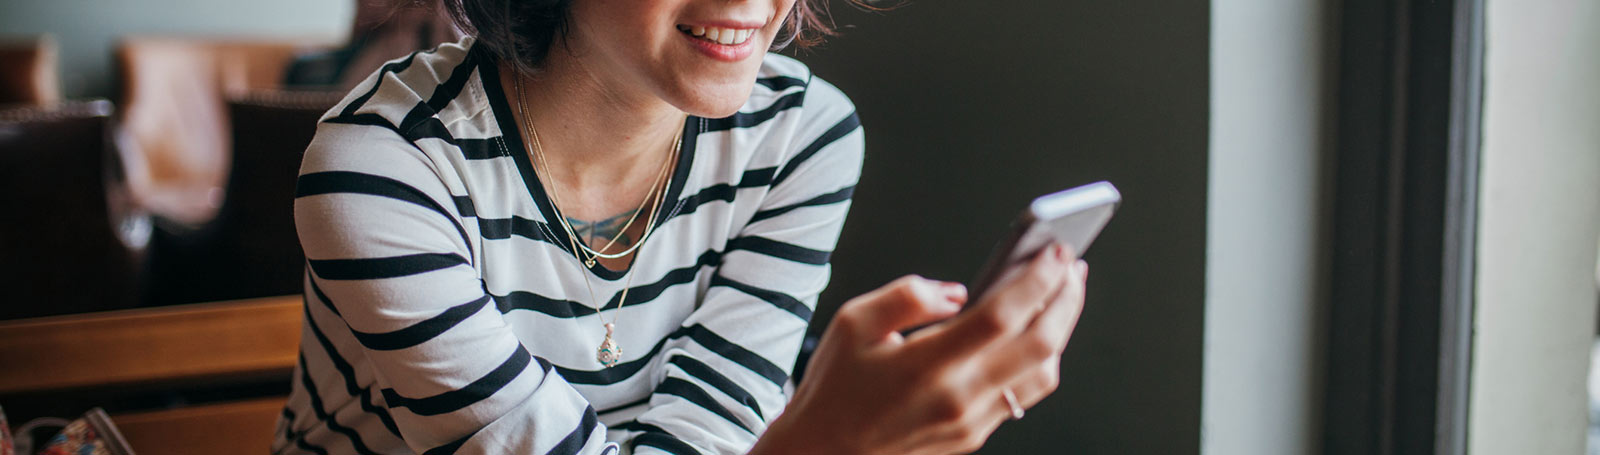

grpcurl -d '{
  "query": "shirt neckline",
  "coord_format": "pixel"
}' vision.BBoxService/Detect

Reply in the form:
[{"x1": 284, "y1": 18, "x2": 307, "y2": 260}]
[{"x1": 475, "y1": 45, "x2": 701, "y2": 282}]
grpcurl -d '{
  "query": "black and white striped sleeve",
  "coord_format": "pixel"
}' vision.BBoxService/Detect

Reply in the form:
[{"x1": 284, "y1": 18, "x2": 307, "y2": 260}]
[
  {"x1": 294, "y1": 120, "x2": 615, "y2": 455},
  {"x1": 625, "y1": 78, "x2": 864, "y2": 455}
]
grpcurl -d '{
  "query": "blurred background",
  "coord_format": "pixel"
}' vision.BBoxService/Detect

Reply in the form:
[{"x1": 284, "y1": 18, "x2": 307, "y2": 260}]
[{"x1": 0, "y1": 0, "x2": 1595, "y2": 454}]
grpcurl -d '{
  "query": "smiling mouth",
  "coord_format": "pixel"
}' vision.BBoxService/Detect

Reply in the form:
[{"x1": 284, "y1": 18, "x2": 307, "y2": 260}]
[{"x1": 676, "y1": 25, "x2": 757, "y2": 46}]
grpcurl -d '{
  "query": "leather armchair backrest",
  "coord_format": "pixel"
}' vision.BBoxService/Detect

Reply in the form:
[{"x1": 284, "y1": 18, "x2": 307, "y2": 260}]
[
  {"x1": 113, "y1": 38, "x2": 313, "y2": 225},
  {"x1": 0, "y1": 36, "x2": 62, "y2": 106},
  {"x1": 141, "y1": 90, "x2": 341, "y2": 305},
  {"x1": 0, "y1": 100, "x2": 144, "y2": 319}
]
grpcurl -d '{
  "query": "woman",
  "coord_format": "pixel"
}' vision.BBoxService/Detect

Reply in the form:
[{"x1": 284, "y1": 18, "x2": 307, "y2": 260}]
[{"x1": 274, "y1": 0, "x2": 1089, "y2": 453}]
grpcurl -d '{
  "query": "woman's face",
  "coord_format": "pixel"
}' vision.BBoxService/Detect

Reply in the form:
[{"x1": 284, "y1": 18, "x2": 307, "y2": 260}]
[{"x1": 561, "y1": 0, "x2": 798, "y2": 117}]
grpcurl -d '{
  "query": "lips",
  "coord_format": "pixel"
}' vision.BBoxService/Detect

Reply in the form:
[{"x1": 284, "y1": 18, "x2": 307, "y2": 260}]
[
  {"x1": 677, "y1": 25, "x2": 757, "y2": 45},
  {"x1": 675, "y1": 22, "x2": 764, "y2": 62}
]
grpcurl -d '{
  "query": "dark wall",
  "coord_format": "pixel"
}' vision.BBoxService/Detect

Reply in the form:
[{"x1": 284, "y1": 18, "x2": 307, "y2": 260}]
[{"x1": 795, "y1": 1, "x2": 1209, "y2": 453}]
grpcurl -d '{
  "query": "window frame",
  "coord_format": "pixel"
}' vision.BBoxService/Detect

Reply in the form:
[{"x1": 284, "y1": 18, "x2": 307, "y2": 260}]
[{"x1": 1320, "y1": 0, "x2": 1484, "y2": 454}]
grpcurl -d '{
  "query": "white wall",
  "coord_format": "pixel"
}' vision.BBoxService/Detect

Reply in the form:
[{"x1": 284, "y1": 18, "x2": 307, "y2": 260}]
[
  {"x1": 0, "y1": 0, "x2": 353, "y2": 98},
  {"x1": 1204, "y1": 0, "x2": 1330, "y2": 454},
  {"x1": 1470, "y1": 0, "x2": 1600, "y2": 453}
]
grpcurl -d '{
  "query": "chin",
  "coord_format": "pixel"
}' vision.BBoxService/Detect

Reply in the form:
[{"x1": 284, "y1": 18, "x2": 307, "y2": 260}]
[
  {"x1": 693, "y1": 95, "x2": 754, "y2": 118},
  {"x1": 667, "y1": 76, "x2": 761, "y2": 119}
]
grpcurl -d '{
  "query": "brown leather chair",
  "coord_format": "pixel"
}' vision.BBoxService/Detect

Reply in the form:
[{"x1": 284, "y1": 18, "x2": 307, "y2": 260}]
[
  {"x1": 143, "y1": 90, "x2": 341, "y2": 305},
  {"x1": 0, "y1": 36, "x2": 62, "y2": 105},
  {"x1": 0, "y1": 100, "x2": 148, "y2": 319},
  {"x1": 114, "y1": 38, "x2": 326, "y2": 227}
]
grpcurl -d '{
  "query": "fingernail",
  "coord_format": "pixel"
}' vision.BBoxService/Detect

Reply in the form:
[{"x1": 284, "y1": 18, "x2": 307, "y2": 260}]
[
  {"x1": 939, "y1": 298, "x2": 963, "y2": 312},
  {"x1": 943, "y1": 282, "x2": 968, "y2": 300}
]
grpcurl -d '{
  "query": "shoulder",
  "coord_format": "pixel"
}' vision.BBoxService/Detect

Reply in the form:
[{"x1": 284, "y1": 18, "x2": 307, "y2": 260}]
[
  {"x1": 302, "y1": 36, "x2": 492, "y2": 184},
  {"x1": 321, "y1": 36, "x2": 483, "y2": 128},
  {"x1": 747, "y1": 53, "x2": 856, "y2": 126},
  {"x1": 727, "y1": 54, "x2": 863, "y2": 173}
]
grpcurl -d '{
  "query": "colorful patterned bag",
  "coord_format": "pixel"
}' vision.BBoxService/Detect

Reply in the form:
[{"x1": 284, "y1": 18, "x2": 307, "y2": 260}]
[
  {"x1": 8, "y1": 408, "x2": 133, "y2": 455},
  {"x1": 1, "y1": 405, "x2": 15, "y2": 455}
]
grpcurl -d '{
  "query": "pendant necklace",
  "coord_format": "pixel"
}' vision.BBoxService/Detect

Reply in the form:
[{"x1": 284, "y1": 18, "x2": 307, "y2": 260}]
[{"x1": 514, "y1": 74, "x2": 682, "y2": 367}]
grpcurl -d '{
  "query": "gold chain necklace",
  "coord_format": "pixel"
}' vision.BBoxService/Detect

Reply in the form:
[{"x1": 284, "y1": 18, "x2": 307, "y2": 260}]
[
  {"x1": 534, "y1": 124, "x2": 675, "y2": 267},
  {"x1": 514, "y1": 74, "x2": 681, "y2": 368},
  {"x1": 533, "y1": 125, "x2": 677, "y2": 265},
  {"x1": 547, "y1": 142, "x2": 671, "y2": 266}
]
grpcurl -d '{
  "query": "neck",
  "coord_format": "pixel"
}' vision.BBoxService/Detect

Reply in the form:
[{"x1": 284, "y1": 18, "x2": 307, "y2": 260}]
[{"x1": 501, "y1": 53, "x2": 684, "y2": 190}]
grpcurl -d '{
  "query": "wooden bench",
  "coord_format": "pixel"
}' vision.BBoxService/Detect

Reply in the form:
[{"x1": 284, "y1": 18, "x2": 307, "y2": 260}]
[{"x1": 0, "y1": 295, "x2": 302, "y2": 455}]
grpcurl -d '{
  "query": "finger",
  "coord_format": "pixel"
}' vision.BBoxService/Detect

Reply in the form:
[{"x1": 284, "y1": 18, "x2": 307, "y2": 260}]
[
  {"x1": 972, "y1": 259, "x2": 1088, "y2": 408},
  {"x1": 980, "y1": 382, "x2": 1031, "y2": 434},
  {"x1": 978, "y1": 243, "x2": 1073, "y2": 328},
  {"x1": 834, "y1": 275, "x2": 965, "y2": 344},
  {"x1": 1007, "y1": 355, "x2": 1061, "y2": 409},
  {"x1": 968, "y1": 261, "x2": 1082, "y2": 391},
  {"x1": 911, "y1": 244, "x2": 1071, "y2": 358},
  {"x1": 969, "y1": 314, "x2": 1064, "y2": 392},
  {"x1": 1029, "y1": 259, "x2": 1089, "y2": 351},
  {"x1": 922, "y1": 392, "x2": 1009, "y2": 454}
]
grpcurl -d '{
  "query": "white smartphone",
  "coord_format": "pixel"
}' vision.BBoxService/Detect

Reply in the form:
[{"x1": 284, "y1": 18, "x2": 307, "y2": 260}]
[{"x1": 966, "y1": 181, "x2": 1121, "y2": 303}]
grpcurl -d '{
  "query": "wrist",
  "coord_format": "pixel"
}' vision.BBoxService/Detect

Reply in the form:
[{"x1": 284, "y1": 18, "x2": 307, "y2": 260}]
[
  {"x1": 749, "y1": 414, "x2": 803, "y2": 455},
  {"x1": 750, "y1": 408, "x2": 854, "y2": 455}
]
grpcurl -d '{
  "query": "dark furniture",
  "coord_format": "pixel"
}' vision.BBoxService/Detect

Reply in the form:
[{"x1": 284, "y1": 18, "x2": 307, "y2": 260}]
[
  {"x1": 114, "y1": 38, "x2": 322, "y2": 226},
  {"x1": 143, "y1": 90, "x2": 341, "y2": 305},
  {"x1": 0, "y1": 100, "x2": 147, "y2": 319},
  {"x1": 0, "y1": 36, "x2": 62, "y2": 105}
]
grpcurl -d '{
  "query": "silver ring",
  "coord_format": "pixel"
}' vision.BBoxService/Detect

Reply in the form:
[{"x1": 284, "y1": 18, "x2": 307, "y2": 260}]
[{"x1": 1001, "y1": 387, "x2": 1025, "y2": 420}]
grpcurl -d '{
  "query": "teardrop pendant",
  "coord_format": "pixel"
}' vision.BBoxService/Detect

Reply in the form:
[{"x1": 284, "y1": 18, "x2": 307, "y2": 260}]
[{"x1": 596, "y1": 323, "x2": 622, "y2": 368}]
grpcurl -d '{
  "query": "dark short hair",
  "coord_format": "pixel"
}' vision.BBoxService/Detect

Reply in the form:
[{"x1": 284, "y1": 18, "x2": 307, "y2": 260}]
[{"x1": 440, "y1": 0, "x2": 847, "y2": 75}]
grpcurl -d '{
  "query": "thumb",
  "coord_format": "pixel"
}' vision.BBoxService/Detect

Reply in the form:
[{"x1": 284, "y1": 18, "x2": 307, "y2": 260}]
[{"x1": 837, "y1": 276, "x2": 966, "y2": 343}]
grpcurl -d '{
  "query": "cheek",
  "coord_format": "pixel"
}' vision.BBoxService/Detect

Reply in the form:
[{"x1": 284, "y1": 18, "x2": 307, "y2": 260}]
[
  {"x1": 572, "y1": 0, "x2": 675, "y2": 53},
  {"x1": 764, "y1": 1, "x2": 794, "y2": 45}
]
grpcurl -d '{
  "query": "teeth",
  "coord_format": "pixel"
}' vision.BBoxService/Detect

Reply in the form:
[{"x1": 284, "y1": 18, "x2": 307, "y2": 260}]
[{"x1": 678, "y1": 25, "x2": 757, "y2": 45}]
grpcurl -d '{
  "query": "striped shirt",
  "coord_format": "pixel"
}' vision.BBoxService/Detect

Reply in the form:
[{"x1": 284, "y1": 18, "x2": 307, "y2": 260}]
[{"x1": 273, "y1": 37, "x2": 863, "y2": 455}]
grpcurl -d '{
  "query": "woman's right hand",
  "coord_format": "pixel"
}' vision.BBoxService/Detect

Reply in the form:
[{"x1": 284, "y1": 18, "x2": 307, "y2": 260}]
[{"x1": 752, "y1": 243, "x2": 1088, "y2": 455}]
